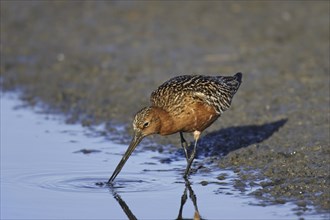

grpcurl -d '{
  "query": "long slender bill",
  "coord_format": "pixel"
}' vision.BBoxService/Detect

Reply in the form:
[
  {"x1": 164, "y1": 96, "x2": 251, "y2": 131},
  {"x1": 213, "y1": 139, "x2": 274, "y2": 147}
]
[{"x1": 108, "y1": 131, "x2": 143, "y2": 183}]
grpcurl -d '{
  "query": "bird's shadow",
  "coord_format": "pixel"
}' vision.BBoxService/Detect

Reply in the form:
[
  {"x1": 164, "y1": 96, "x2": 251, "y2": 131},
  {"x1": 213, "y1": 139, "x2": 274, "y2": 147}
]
[{"x1": 197, "y1": 118, "x2": 288, "y2": 158}]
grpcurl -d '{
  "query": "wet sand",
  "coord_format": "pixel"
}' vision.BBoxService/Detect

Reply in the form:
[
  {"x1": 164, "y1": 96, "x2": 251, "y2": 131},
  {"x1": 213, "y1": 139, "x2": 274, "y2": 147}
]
[{"x1": 1, "y1": 1, "x2": 329, "y2": 213}]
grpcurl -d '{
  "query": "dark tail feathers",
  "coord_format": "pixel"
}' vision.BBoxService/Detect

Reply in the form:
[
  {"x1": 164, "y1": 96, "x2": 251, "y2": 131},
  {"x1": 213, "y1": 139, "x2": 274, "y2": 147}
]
[
  {"x1": 228, "y1": 72, "x2": 243, "y2": 94},
  {"x1": 234, "y1": 72, "x2": 242, "y2": 84}
]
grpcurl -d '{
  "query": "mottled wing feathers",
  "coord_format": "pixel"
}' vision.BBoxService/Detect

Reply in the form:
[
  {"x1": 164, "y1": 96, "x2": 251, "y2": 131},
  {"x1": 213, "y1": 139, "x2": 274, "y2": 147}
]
[{"x1": 150, "y1": 73, "x2": 242, "y2": 114}]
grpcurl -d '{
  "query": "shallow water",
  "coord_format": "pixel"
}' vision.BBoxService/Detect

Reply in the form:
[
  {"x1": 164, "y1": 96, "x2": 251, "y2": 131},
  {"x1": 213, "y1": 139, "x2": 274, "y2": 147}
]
[{"x1": 1, "y1": 94, "x2": 326, "y2": 219}]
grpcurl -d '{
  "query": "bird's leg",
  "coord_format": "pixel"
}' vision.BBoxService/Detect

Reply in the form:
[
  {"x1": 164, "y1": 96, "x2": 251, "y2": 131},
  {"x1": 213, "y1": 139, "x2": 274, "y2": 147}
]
[
  {"x1": 183, "y1": 131, "x2": 200, "y2": 178},
  {"x1": 183, "y1": 141, "x2": 197, "y2": 177},
  {"x1": 179, "y1": 132, "x2": 189, "y2": 162}
]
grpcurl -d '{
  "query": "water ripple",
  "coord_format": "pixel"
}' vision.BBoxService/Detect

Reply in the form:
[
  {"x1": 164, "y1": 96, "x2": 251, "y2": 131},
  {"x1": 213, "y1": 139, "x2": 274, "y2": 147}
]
[{"x1": 15, "y1": 171, "x2": 175, "y2": 194}]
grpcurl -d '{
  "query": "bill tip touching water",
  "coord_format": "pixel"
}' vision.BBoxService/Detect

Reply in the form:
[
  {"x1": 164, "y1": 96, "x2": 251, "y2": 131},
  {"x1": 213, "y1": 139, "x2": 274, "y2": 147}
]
[{"x1": 108, "y1": 72, "x2": 243, "y2": 183}]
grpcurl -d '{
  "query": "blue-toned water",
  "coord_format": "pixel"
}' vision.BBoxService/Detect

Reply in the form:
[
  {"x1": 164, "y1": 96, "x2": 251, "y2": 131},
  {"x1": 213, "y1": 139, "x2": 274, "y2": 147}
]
[{"x1": 1, "y1": 94, "x2": 325, "y2": 219}]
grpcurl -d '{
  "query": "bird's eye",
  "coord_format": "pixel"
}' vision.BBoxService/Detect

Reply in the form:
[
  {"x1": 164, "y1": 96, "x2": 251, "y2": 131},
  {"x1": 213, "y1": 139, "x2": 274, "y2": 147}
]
[{"x1": 143, "y1": 121, "x2": 150, "y2": 128}]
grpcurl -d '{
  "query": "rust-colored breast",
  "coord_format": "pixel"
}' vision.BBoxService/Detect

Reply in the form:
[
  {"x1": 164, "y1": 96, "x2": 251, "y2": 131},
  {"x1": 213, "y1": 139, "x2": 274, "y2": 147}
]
[
  {"x1": 177, "y1": 101, "x2": 219, "y2": 132},
  {"x1": 158, "y1": 95, "x2": 219, "y2": 135}
]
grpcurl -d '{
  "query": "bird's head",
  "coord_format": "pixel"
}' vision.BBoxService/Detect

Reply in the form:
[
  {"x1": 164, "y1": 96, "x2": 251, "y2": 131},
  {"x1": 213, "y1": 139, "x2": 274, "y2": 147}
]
[
  {"x1": 108, "y1": 106, "x2": 161, "y2": 183},
  {"x1": 133, "y1": 106, "x2": 161, "y2": 137}
]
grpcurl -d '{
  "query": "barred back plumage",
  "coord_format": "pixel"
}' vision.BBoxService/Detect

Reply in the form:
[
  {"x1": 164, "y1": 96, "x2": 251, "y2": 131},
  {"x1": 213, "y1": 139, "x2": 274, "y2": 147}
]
[{"x1": 151, "y1": 72, "x2": 242, "y2": 115}]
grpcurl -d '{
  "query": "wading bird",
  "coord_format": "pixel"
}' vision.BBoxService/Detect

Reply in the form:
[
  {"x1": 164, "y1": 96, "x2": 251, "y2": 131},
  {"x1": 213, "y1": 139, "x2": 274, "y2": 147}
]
[{"x1": 108, "y1": 72, "x2": 242, "y2": 183}]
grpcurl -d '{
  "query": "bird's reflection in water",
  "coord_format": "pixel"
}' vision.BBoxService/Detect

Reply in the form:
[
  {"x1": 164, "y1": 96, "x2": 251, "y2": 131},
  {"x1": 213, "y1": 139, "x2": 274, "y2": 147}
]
[
  {"x1": 108, "y1": 186, "x2": 137, "y2": 220},
  {"x1": 107, "y1": 179, "x2": 202, "y2": 220},
  {"x1": 177, "y1": 179, "x2": 202, "y2": 220}
]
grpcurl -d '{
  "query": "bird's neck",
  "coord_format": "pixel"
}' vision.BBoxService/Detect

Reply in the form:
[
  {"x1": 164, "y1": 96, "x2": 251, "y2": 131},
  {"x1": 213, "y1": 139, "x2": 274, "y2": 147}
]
[{"x1": 150, "y1": 106, "x2": 175, "y2": 135}]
